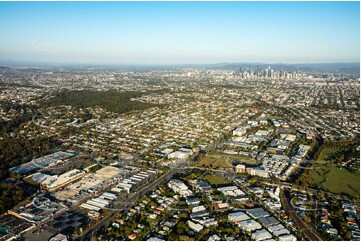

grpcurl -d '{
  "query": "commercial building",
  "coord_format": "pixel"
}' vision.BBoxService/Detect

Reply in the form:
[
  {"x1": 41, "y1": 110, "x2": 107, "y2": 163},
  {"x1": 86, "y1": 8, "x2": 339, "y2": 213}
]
[
  {"x1": 245, "y1": 167, "x2": 269, "y2": 178},
  {"x1": 8, "y1": 151, "x2": 78, "y2": 175},
  {"x1": 54, "y1": 166, "x2": 133, "y2": 203},
  {"x1": 26, "y1": 169, "x2": 85, "y2": 191},
  {"x1": 235, "y1": 164, "x2": 246, "y2": 173},
  {"x1": 47, "y1": 211, "x2": 88, "y2": 236},
  {"x1": 0, "y1": 214, "x2": 35, "y2": 241},
  {"x1": 168, "y1": 179, "x2": 193, "y2": 197},
  {"x1": 8, "y1": 196, "x2": 66, "y2": 223}
]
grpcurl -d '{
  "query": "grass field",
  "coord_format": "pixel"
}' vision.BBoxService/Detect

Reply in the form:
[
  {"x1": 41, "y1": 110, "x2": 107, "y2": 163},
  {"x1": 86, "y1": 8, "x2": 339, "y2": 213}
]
[
  {"x1": 195, "y1": 154, "x2": 233, "y2": 168},
  {"x1": 204, "y1": 174, "x2": 229, "y2": 185},
  {"x1": 300, "y1": 144, "x2": 360, "y2": 198},
  {"x1": 310, "y1": 165, "x2": 360, "y2": 198},
  {"x1": 317, "y1": 147, "x2": 343, "y2": 162},
  {"x1": 211, "y1": 158, "x2": 233, "y2": 168},
  {"x1": 196, "y1": 154, "x2": 216, "y2": 166}
]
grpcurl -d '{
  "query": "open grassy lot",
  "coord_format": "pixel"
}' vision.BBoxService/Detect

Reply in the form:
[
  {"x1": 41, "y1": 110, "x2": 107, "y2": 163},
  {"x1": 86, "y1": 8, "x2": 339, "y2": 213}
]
[
  {"x1": 195, "y1": 154, "x2": 233, "y2": 168},
  {"x1": 310, "y1": 165, "x2": 360, "y2": 198},
  {"x1": 204, "y1": 174, "x2": 229, "y2": 185},
  {"x1": 196, "y1": 154, "x2": 216, "y2": 167},
  {"x1": 317, "y1": 147, "x2": 344, "y2": 162},
  {"x1": 212, "y1": 158, "x2": 233, "y2": 168},
  {"x1": 299, "y1": 142, "x2": 360, "y2": 198}
]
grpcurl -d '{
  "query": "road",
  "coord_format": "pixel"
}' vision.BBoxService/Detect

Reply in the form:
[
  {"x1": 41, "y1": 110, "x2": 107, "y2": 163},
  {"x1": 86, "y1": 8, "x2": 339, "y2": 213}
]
[
  {"x1": 74, "y1": 164, "x2": 180, "y2": 240},
  {"x1": 72, "y1": 158, "x2": 332, "y2": 240},
  {"x1": 32, "y1": 114, "x2": 51, "y2": 129},
  {"x1": 280, "y1": 188, "x2": 322, "y2": 241}
]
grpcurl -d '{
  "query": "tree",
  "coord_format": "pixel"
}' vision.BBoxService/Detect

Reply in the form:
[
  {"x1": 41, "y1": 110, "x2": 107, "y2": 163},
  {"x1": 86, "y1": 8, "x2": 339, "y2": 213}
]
[
  {"x1": 0, "y1": 183, "x2": 27, "y2": 213},
  {"x1": 179, "y1": 235, "x2": 193, "y2": 241},
  {"x1": 345, "y1": 231, "x2": 352, "y2": 239}
]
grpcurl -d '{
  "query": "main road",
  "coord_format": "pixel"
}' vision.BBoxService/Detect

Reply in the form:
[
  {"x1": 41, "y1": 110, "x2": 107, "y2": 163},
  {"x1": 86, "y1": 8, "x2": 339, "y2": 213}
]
[{"x1": 74, "y1": 161, "x2": 182, "y2": 240}]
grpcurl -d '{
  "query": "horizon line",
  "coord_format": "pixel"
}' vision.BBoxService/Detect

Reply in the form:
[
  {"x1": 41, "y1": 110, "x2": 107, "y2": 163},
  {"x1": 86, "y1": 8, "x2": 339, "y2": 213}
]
[{"x1": 0, "y1": 59, "x2": 360, "y2": 67}]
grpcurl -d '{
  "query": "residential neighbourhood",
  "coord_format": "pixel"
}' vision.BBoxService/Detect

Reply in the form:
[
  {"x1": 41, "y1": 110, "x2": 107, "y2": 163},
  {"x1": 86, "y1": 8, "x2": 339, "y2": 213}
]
[{"x1": 0, "y1": 66, "x2": 359, "y2": 241}]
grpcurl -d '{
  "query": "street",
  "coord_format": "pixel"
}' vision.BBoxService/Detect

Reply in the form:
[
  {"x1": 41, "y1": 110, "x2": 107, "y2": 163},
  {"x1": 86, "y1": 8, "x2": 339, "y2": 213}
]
[{"x1": 280, "y1": 188, "x2": 322, "y2": 241}]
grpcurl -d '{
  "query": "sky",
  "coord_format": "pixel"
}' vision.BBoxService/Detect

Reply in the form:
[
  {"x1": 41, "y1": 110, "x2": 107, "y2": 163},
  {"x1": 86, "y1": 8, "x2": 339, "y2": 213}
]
[{"x1": 0, "y1": 1, "x2": 359, "y2": 65}]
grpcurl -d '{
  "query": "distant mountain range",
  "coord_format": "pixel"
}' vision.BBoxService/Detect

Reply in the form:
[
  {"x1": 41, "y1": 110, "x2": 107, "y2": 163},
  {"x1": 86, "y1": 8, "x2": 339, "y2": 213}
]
[{"x1": 0, "y1": 60, "x2": 359, "y2": 74}]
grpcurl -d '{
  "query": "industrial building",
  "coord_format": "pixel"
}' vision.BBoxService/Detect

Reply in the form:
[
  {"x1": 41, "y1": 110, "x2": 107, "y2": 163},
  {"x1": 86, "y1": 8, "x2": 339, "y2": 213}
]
[
  {"x1": 26, "y1": 169, "x2": 85, "y2": 191},
  {"x1": 8, "y1": 151, "x2": 78, "y2": 175}
]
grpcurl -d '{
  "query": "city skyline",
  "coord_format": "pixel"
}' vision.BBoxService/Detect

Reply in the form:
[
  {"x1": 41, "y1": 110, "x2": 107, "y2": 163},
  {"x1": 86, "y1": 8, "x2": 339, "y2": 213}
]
[
  {"x1": 0, "y1": 1, "x2": 360, "y2": 65},
  {"x1": 0, "y1": 1, "x2": 360, "y2": 241}
]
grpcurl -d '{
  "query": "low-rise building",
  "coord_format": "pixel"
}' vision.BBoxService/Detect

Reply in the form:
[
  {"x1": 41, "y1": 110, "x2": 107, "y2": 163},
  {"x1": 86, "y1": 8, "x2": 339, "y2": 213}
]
[
  {"x1": 251, "y1": 229, "x2": 272, "y2": 241},
  {"x1": 278, "y1": 234, "x2": 297, "y2": 241},
  {"x1": 235, "y1": 164, "x2": 246, "y2": 173},
  {"x1": 228, "y1": 211, "x2": 250, "y2": 224},
  {"x1": 239, "y1": 220, "x2": 262, "y2": 232},
  {"x1": 187, "y1": 220, "x2": 203, "y2": 233},
  {"x1": 168, "y1": 179, "x2": 193, "y2": 197}
]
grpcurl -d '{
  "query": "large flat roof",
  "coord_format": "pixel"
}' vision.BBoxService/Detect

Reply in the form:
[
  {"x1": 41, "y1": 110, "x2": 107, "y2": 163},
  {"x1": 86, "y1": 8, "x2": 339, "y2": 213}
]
[
  {"x1": 54, "y1": 166, "x2": 125, "y2": 200},
  {"x1": 22, "y1": 225, "x2": 58, "y2": 241}
]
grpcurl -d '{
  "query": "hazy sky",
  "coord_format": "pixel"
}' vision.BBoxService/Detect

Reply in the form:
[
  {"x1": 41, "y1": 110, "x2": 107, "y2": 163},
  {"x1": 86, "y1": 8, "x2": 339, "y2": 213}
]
[{"x1": 0, "y1": 1, "x2": 359, "y2": 65}]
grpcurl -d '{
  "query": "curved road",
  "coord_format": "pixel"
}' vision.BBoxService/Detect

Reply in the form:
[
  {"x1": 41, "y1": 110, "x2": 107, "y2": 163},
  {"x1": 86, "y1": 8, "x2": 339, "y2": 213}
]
[{"x1": 280, "y1": 188, "x2": 322, "y2": 241}]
